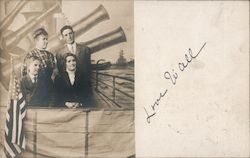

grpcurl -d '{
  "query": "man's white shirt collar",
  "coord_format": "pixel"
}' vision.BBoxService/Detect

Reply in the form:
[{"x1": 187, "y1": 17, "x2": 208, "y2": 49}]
[
  {"x1": 67, "y1": 42, "x2": 77, "y2": 54},
  {"x1": 28, "y1": 74, "x2": 37, "y2": 83}
]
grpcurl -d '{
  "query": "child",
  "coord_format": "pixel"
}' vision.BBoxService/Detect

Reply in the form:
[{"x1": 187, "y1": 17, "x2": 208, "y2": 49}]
[{"x1": 20, "y1": 56, "x2": 52, "y2": 106}]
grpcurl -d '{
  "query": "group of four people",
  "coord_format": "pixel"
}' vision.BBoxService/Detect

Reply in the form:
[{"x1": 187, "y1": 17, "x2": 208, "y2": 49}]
[{"x1": 20, "y1": 25, "x2": 92, "y2": 108}]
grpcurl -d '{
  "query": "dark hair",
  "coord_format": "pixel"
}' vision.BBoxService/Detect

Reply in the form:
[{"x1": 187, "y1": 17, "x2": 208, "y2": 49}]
[
  {"x1": 33, "y1": 28, "x2": 48, "y2": 39},
  {"x1": 60, "y1": 25, "x2": 74, "y2": 35},
  {"x1": 62, "y1": 53, "x2": 77, "y2": 71}
]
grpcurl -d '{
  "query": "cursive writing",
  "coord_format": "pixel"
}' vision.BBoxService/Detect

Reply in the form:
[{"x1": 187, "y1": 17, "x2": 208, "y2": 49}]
[{"x1": 144, "y1": 42, "x2": 206, "y2": 124}]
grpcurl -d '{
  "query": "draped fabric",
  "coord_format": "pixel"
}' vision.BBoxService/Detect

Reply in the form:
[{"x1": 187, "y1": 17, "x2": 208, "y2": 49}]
[{"x1": 0, "y1": 108, "x2": 134, "y2": 158}]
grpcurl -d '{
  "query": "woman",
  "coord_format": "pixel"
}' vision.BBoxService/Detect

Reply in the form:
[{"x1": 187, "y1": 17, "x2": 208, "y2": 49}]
[
  {"x1": 23, "y1": 28, "x2": 55, "y2": 79},
  {"x1": 54, "y1": 53, "x2": 91, "y2": 108}
]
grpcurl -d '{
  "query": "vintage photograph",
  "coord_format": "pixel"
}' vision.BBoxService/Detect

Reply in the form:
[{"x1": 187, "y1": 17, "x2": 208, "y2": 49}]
[{"x1": 0, "y1": 0, "x2": 134, "y2": 157}]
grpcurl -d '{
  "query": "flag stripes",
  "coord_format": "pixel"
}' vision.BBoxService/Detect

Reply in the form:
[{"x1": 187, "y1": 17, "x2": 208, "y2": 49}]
[{"x1": 4, "y1": 58, "x2": 26, "y2": 158}]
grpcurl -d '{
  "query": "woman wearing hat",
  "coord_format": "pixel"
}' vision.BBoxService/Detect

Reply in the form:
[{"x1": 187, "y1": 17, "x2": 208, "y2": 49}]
[{"x1": 23, "y1": 28, "x2": 55, "y2": 78}]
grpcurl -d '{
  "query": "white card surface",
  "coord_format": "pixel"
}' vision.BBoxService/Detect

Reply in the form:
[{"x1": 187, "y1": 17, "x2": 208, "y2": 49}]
[{"x1": 135, "y1": 1, "x2": 249, "y2": 157}]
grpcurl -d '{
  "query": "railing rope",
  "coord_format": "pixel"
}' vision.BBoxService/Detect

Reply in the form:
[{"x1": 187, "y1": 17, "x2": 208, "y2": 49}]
[
  {"x1": 92, "y1": 70, "x2": 134, "y2": 108},
  {"x1": 96, "y1": 79, "x2": 134, "y2": 99},
  {"x1": 95, "y1": 72, "x2": 134, "y2": 82}
]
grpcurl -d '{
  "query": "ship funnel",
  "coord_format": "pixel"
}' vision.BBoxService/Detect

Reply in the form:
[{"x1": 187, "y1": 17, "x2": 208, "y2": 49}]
[{"x1": 83, "y1": 27, "x2": 127, "y2": 53}]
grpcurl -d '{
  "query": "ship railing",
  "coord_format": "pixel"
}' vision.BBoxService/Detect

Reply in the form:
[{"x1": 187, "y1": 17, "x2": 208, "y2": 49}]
[{"x1": 92, "y1": 71, "x2": 134, "y2": 108}]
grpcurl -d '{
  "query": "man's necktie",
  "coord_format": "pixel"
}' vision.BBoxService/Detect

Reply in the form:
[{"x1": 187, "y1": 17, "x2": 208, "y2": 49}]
[
  {"x1": 71, "y1": 45, "x2": 75, "y2": 54},
  {"x1": 33, "y1": 76, "x2": 37, "y2": 83}
]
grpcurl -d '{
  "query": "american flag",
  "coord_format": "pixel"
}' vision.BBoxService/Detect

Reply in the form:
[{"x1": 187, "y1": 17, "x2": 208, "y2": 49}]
[{"x1": 4, "y1": 57, "x2": 26, "y2": 158}]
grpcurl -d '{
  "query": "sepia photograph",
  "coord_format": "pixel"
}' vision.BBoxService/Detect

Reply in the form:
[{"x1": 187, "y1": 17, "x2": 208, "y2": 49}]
[{"x1": 0, "y1": 0, "x2": 134, "y2": 157}]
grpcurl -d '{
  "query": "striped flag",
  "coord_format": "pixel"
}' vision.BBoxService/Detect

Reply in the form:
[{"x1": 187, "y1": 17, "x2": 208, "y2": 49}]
[{"x1": 4, "y1": 57, "x2": 26, "y2": 158}]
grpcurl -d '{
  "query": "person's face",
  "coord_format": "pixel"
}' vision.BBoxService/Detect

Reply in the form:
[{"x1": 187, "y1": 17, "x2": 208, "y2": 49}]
[
  {"x1": 35, "y1": 34, "x2": 48, "y2": 50},
  {"x1": 62, "y1": 28, "x2": 75, "y2": 44},
  {"x1": 66, "y1": 56, "x2": 76, "y2": 71},
  {"x1": 27, "y1": 60, "x2": 41, "y2": 76}
]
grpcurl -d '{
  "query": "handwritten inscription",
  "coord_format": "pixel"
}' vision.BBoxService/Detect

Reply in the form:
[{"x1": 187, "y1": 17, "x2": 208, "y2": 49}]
[{"x1": 144, "y1": 42, "x2": 207, "y2": 124}]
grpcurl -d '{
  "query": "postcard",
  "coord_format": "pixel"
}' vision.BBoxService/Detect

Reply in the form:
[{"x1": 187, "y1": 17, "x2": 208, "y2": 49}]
[{"x1": 0, "y1": 0, "x2": 249, "y2": 158}]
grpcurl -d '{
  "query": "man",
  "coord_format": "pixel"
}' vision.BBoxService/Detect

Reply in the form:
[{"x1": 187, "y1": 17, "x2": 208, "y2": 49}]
[
  {"x1": 56, "y1": 25, "x2": 93, "y2": 106},
  {"x1": 22, "y1": 28, "x2": 56, "y2": 106},
  {"x1": 21, "y1": 56, "x2": 51, "y2": 106},
  {"x1": 56, "y1": 25, "x2": 91, "y2": 76}
]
